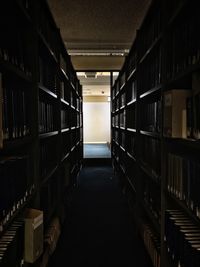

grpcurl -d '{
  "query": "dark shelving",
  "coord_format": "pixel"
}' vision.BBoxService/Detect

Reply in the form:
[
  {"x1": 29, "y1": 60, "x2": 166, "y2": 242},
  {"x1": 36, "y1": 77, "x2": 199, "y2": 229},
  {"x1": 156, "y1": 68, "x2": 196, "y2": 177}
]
[
  {"x1": 111, "y1": 1, "x2": 200, "y2": 266},
  {"x1": 0, "y1": 0, "x2": 83, "y2": 265}
]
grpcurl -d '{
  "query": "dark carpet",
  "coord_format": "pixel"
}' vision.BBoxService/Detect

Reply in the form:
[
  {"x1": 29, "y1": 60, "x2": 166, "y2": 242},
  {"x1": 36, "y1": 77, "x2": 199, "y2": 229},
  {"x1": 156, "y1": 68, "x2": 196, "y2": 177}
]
[{"x1": 48, "y1": 165, "x2": 153, "y2": 267}]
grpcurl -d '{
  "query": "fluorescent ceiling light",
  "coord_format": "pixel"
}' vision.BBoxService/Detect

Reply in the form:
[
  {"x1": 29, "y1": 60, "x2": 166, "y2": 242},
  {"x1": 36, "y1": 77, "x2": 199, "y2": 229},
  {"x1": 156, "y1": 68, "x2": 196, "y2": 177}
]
[{"x1": 69, "y1": 49, "x2": 129, "y2": 57}]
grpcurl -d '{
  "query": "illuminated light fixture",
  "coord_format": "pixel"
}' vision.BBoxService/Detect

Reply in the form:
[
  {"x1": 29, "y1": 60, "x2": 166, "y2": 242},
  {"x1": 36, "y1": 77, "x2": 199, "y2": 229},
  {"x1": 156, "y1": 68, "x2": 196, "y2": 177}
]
[
  {"x1": 68, "y1": 49, "x2": 129, "y2": 57},
  {"x1": 85, "y1": 72, "x2": 97, "y2": 78}
]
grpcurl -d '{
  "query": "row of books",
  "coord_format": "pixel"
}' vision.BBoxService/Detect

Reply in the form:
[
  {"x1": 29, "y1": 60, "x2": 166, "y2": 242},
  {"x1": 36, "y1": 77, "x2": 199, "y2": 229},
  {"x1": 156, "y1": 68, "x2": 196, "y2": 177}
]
[
  {"x1": 113, "y1": 87, "x2": 199, "y2": 141},
  {"x1": 69, "y1": 72, "x2": 78, "y2": 93},
  {"x1": 138, "y1": 45, "x2": 162, "y2": 94},
  {"x1": 165, "y1": 209, "x2": 200, "y2": 267},
  {"x1": 112, "y1": 142, "x2": 136, "y2": 184},
  {"x1": 38, "y1": 101, "x2": 80, "y2": 134},
  {"x1": 167, "y1": 153, "x2": 200, "y2": 219},
  {"x1": 70, "y1": 91, "x2": 81, "y2": 111},
  {"x1": 40, "y1": 178, "x2": 58, "y2": 224},
  {"x1": 143, "y1": 176, "x2": 161, "y2": 223},
  {"x1": 113, "y1": 79, "x2": 120, "y2": 96},
  {"x1": 112, "y1": 129, "x2": 119, "y2": 143},
  {"x1": 119, "y1": 110, "x2": 126, "y2": 128},
  {"x1": 61, "y1": 86, "x2": 81, "y2": 111},
  {"x1": 0, "y1": 9, "x2": 32, "y2": 76},
  {"x1": 38, "y1": 1, "x2": 58, "y2": 59},
  {"x1": 112, "y1": 143, "x2": 120, "y2": 163},
  {"x1": 140, "y1": 100, "x2": 161, "y2": 133},
  {"x1": 112, "y1": 97, "x2": 120, "y2": 113},
  {"x1": 165, "y1": 0, "x2": 185, "y2": 21},
  {"x1": 0, "y1": 73, "x2": 30, "y2": 145},
  {"x1": 187, "y1": 93, "x2": 200, "y2": 139},
  {"x1": 140, "y1": 135, "x2": 161, "y2": 178},
  {"x1": 119, "y1": 71, "x2": 126, "y2": 89},
  {"x1": 112, "y1": 81, "x2": 136, "y2": 112},
  {"x1": 112, "y1": 111, "x2": 126, "y2": 128},
  {"x1": 70, "y1": 145, "x2": 82, "y2": 173},
  {"x1": 112, "y1": 114, "x2": 118, "y2": 128},
  {"x1": 61, "y1": 131, "x2": 71, "y2": 157},
  {"x1": 60, "y1": 47, "x2": 81, "y2": 96},
  {"x1": 0, "y1": 219, "x2": 24, "y2": 266},
  {"x1": 40, "y1": 137, "x2": 58, "y2": 178},
  {"x1": 70, "y1": 129, "x2": 80, "y2": 148},
  {"x1": 124, "y1": 154, "x2": 137, "y2": 185},
  {"x1": 126, "y1": 132, "x2": 136, "y2": 157},
  {"x1": 18, "y1": 0, "x2": 31, "y2": 14},
  {"x1": 187, "y1": 71, "x2": 200, "y2": 139},
  {"x1": 126, "y1": 49, "x2": 137, "y2": 79},
  {"x1": 126, "y1": 80, "x2": 136, "y2": 104},
  {"x1": 38, "y1": 100, "x2": 56, "y2": 134},
  {"x1": 70, "y1": 110, "x2": 80, "y2": 128},
  {"x1": 166, "y1": 5, "x2": 200, "y2": 80},
  {"x1": 60, "y1": 81, "x2": 70, "y2": 103},
  {"x1": 120, "y1": 131, "x2": 126, "y2": 149},
  {"x1": 113, "y1": 129, "x2": 136, "y2": 158},
  {"x1": 143, "y1": 224, "x2": 161, "y2": 267},
  {"x1": 0, "y1": 156, "x2": 34, "y2": 234},
  {"x1": 138, "y1": 1, "x2": 161, "y2": 60},
  {"x1": 126, "y1": 106, "x2": 136, "y2": 129},
  {"x1": 60, "y1": 53, "x2": 67, "y2": 76},
  {"x1": 121, "y1": 92, "x2": 126, "y2": 107},
  {"x1": 39, "y1": 56, "x2": 57, "y2": 95},
  {"x1": 61, "y1": 109, "x2": 70, "y2": 129}
]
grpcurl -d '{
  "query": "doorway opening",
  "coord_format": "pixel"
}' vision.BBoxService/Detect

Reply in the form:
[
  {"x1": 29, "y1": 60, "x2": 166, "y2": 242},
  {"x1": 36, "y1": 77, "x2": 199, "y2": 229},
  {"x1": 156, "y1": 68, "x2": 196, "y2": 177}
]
[{"x1": 77, "y1": 71, "x2": 119, "y2": 158}]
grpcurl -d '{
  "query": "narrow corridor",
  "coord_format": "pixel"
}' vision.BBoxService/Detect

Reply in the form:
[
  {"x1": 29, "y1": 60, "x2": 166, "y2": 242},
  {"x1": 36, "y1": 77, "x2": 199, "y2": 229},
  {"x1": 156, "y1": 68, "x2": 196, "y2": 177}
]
[{"x1": 48, "y1": 164, "x2": 153, "y2": 266}]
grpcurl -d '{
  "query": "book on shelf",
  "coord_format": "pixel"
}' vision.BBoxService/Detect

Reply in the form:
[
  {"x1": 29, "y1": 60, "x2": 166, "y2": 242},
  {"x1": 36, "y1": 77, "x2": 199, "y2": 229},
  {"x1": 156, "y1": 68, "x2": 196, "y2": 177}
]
[
  {"x1": 167, "y1": 152, "x2": 200, "y2": 218},
  {"x1": 163, "y1": 89, "x2": 190, "y2": 138},
  {"x1": 140, "y1": 136, "x2": 161, "y2": 179},
  {"x1": 60, "y1": 54, "x2": 66, "y2": 74},
  {"x1": 0, "y1": 156, "x2": 31, "y2": 233},
  {"x1": 192, "y1": 71, "x2": 200, "y2": 139},
  {"x1": 60, "y1": 81, "x2": 65, "y2": 99},
  {"x1": 0, "y1": 218, "x2": 24, "y2": 266},
  {"x1": 0, "y1": 73, "x2": 2, "y2": 148},
  {"x1": 1, "y1": 81, "x2": 30, "y2": 141},
  {"x1": 119, "y1": 110, "x2": 126, "y2": 128},
  {"x1": 121, "y1": 92, "x2": 125, "y2": 107},
  {"x1": 127, "y1": 80, "x2": 136, "y2": 103},
  {"x1": 141, "y1": 100, "x2": 161, "y2": 133},
  {"x1": 126, "y1": 105, "x2": 136, "y2": 129},
  {"x1": 143, "y1": 224, "x2": 161, "y2": 267},
  {"x1": 165, "y1": 210, "x2": 200, "y2": 267},
  {"x1": 39, "y1": 100, "x2": 55, "y2": 134}
]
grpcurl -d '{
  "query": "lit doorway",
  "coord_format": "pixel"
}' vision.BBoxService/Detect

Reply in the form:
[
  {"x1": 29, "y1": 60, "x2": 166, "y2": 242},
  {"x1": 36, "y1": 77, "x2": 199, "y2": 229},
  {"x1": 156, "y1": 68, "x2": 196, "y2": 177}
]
[{"x1": 77, "y1": 71, "x2": 119, "y2": 158}]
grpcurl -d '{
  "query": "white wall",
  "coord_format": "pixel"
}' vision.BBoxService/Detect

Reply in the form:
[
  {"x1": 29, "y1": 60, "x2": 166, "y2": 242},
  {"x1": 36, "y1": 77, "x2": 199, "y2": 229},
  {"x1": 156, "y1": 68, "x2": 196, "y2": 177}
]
[{"x1": 83, "y1": 101, "x2": 110, "y2": 143}]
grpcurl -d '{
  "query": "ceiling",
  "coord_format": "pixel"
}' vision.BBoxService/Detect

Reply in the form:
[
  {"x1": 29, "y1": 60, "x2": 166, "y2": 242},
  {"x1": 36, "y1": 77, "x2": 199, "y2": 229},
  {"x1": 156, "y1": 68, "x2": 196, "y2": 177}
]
[
  {"x1": 47, "y1": 0, "x2": 152, "y2": 70},
  {"x1": 77, "y1": 71, "x2": 119, "y2": 96}
]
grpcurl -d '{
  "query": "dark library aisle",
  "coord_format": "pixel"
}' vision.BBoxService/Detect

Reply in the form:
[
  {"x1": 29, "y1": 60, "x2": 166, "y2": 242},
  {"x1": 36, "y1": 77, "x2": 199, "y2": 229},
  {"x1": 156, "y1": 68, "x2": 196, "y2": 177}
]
[{"x1": 47, "y1": 164, "x2": 153, "y2": 267}]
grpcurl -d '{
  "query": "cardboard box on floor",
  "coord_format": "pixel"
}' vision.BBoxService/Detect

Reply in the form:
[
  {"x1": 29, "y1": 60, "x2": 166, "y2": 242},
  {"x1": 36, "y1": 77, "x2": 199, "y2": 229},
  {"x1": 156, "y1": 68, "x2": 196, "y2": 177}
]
[{"x1": 24, "y1": 208, "x2": 43, "y2": 263}]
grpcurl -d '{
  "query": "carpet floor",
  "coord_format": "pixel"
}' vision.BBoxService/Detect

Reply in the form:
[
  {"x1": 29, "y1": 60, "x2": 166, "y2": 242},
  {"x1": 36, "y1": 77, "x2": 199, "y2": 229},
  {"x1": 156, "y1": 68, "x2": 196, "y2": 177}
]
[
  {"x1": 84, "y1": 144, "x2": 111, "y2": 158},
  {"x1": 47, "y1": 164, "x2": 153, "y2": 267}
]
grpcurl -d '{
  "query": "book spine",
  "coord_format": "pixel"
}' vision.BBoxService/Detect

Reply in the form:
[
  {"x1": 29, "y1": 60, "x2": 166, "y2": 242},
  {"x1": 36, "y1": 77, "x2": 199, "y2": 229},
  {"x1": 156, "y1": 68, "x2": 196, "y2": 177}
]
[{"x1": 0, "y1": 73, "x2": 3, "y2": 148}]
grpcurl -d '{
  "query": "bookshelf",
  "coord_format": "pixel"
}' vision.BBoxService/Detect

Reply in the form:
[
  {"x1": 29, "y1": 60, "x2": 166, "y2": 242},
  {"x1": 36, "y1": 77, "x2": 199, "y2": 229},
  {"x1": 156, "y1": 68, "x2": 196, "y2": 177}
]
[
  {"x1": 111, "y1": 0, "x2": 200, "y2": 267},
  {"x1": 0, "y1": 0, "x2": 82, "y2": 266}
]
